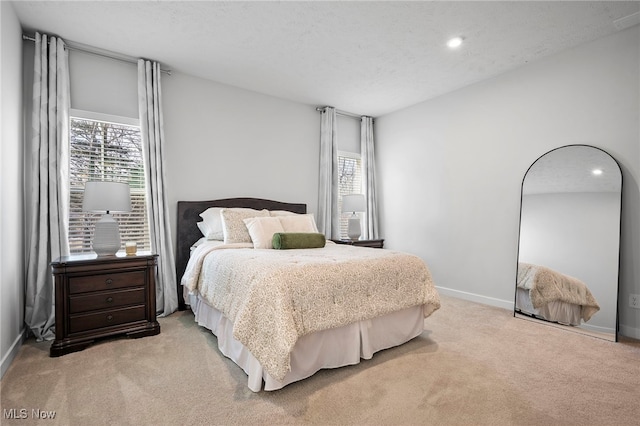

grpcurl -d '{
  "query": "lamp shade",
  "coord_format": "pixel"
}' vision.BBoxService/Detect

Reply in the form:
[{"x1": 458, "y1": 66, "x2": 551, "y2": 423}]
[
  {"x1": 83, "y1": 181, "x2": 131, "y2": 213},
  {"x1": 342, "y1": 194, "x2": 365, "y2": 213}
]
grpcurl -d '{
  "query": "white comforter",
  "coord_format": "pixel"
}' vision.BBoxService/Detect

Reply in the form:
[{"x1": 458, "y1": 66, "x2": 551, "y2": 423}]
[{"x1": 181, "y1": 241, "x2": 440, "y2": 381}]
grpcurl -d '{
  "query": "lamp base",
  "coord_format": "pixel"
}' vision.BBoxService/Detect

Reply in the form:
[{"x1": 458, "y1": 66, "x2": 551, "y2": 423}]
[
  {"x1": 92, "y1": 214, "x2": 121, "y2": 256},
  {"x1": 347, "y1": 214, "x2": 361, "y2": 241}
]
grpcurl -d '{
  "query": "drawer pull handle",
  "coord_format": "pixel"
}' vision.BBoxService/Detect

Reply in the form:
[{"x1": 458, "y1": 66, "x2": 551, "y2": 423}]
[
  {"x1": 106, "y1": 297, "x2": 114, "y2": 303},
  {"x1": 105, "y1": 279, "x2": 113, "y2": 285},
  {"x1": 107, "y1": 315, "x2": 114, "y2": 321}
]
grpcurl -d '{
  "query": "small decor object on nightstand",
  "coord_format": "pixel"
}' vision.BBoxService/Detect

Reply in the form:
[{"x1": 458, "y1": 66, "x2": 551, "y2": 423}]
[
  {"x1": 342, "y1": 194, "x2": 365, "y2": 240},
  {"x1": 83, "y1": 181, "x2": 131, "y2": 256},
  {"x1": 125, "y1": 242, "x2": 137, "y2": 256}
]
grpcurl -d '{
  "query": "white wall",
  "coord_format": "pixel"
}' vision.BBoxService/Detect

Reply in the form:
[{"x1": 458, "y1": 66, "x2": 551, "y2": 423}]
[
  {"x1": 161, "y1": 71, "x2": 320, "y2": 242},
  {"x1": 1, "y1": 1, "x2": 25, "y2": 378},
  {"x1": 337, "y1": 114, "x2": 360, "y2": 154},
  {"x1": 69, "y1": 49, "x2": 138, "y2": 119},
  {"x1": 376, "y1": 26, "x2": 640, "y2": 337}
]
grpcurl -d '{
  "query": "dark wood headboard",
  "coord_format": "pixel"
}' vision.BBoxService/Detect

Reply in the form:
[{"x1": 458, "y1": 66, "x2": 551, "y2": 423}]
[{"x1": 175, "y1": 197, "x2": 307, "y2": 310}]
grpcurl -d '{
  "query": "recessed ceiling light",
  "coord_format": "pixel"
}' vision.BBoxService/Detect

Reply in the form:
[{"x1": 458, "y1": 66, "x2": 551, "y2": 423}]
[
  {"x1": 447, "y1": 36, "x2": 464, "y2": 49},
  {"x1": 592, "y1": 169, "x2": 603, "y2": 176}
]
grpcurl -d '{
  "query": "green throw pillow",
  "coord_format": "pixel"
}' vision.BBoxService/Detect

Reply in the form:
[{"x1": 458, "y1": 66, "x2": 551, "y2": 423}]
[{"x1": 272, "y1": 232, "x2": 326, "y2": 250}]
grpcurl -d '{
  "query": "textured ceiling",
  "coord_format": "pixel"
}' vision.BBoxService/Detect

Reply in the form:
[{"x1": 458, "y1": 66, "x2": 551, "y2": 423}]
[
  {"x1": 12, "y1": 1, "x2": 640, "y2": 117},
  {"x1": 523, "y1": 146, "x2": 622, "y2": 194}
]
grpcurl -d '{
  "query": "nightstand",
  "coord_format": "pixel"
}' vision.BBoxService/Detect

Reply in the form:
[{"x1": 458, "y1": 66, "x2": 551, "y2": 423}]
[
  {"x1": 331, "y1": 239, "x2": 384, "y2": 249},
  {"x1": 50, "y1": 253, "x2": 161, "y2": 357}
]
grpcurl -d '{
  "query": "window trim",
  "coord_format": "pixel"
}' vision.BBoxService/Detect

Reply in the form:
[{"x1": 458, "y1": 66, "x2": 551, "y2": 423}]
[
  {"x1": 68, "y1": 111, "x2": 149, "y2": 254},
  {"x1": 338, "y1": 150, "x2": 361, "y2": 161},
  {"x1": 337, "y1": 150, "x2": 364, "y2": 239},
  {"x1": 70, "y1": 108, "x2": 139, "y2": 127}
]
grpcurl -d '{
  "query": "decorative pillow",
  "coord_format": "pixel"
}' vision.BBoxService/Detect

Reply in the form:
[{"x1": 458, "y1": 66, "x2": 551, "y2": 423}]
[
  {"x1": 272, "y1": 233, "x2": 326, "y2": 250},
  {"x1": 198, "y1": 207, "x2": 224, "y2": 240},
  {"x1": 243, "y1": 217, "x2": 285, "y2": 249},
  {"x1": 220, "y1": 208, "x2": 269, "y2": 244},
  {"x1": 277, "y1": 214, "x2": 319, "y2": 233}
]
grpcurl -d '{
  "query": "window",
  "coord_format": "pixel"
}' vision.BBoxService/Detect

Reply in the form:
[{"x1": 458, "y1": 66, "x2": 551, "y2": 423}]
[
  {"x1": 338, "y1": 151, "x2": 363, "y2": 239},
  {"x1": 68, "y1": 111, "x2": 150, "y2": 254}
]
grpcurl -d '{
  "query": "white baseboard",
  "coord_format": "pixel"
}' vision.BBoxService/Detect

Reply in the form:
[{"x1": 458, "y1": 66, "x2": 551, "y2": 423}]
[
  {"x1": 579, "y1": 322, "x2": 616, "y2": 336},
  {"x1": 436, "y1": 286, "x2": 640, "y2": 341},
  {"x1": 619, "y1": 324, "x2": 640, "y2": 340},
  {"x1": 1, "y1": 327, "x2": 26, "y2": 379},
  {"x1": 435, "y1": 286, "x2": 514, "y2": 311}
]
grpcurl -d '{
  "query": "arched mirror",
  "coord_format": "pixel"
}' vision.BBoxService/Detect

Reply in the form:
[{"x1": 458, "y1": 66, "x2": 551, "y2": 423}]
[{"x1": 515, "y1": 145, "x2": 622, "y2": 342}]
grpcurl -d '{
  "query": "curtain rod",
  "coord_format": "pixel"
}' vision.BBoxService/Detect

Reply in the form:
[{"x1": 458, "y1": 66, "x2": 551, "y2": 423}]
[
  {"x1": 22, "y1": 34, "x2": 172, "y2": 76},
  {"x1": 316, "y1": 106, "x2": 365, "y2": 120}
]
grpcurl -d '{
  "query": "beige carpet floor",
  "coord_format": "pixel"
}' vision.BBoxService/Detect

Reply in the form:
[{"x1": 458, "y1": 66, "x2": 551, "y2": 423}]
[{"x1": 2, "y1": 295, "x2": 640, "y2": 425}]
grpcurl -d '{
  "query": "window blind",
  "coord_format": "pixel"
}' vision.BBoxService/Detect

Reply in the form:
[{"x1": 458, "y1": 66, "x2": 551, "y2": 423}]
[
  {"x1": 69, "y1": 117, "x2": 150, "y2": 254},
  {"x1": 338, "y1": 152, "x2": 363, "y2": 239}
]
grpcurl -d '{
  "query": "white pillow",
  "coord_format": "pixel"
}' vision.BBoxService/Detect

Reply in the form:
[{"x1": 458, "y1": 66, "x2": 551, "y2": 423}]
[
  {"x1": 278, "y1": 214, "x2": 319, "y2": 233},
  {"x1": 198, "y1": 207, "x2": 224, "y2": 240},
  {"x1": 197, "y1": 221, "x2": 211, "y2": 238},
  {"x1": 220, "y1": 208, "x2": 270, "y2": 244},
  {"x1": 243, "y1": 217, "x2": 285, "y2": 249}
]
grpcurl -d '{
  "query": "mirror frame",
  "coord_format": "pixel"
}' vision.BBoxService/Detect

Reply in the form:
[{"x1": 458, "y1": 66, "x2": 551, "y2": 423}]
[{"x1": 514, "y1": 144, "x2": 623, "y2": 342}]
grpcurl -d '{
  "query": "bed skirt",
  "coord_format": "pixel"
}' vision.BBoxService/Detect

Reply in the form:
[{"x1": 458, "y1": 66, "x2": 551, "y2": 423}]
[
  {"x1": 515, "y1": 287, "x2": 582, "y2": 326},
  {"x1": 187, "y1": 292, "x2": 425, "y2": 391}
]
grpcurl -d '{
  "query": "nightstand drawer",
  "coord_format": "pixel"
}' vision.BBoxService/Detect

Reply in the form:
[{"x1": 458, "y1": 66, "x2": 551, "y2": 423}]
[
  {"x1": 69, "y1": 287, "x2": 146, "y2": 314},
  {"x1": 68, "y1": 270, "x2": 146, "y2": 294},
  {"x1": 69, "y1": 305, "x2": 147, "y2": 334}
]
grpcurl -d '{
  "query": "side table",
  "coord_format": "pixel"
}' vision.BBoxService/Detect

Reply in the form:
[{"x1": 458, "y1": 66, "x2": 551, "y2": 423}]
[{"x1": 50, "y1": 253, "x2": 160, "y2": 357}]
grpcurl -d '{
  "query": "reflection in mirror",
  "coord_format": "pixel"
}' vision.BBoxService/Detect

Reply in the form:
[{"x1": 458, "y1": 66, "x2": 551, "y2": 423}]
[{"x1": 515, "y1": 145, "x2": 622, "y2": 342}]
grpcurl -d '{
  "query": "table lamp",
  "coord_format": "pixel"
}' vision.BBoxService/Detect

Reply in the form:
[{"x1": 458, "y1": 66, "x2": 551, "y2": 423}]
[
  {"x1": 342, "y1": 194, "x2": 365, "y2": 240},
  {"x1": 83, "y1": 181, "x2": 131, "y2": 256}
]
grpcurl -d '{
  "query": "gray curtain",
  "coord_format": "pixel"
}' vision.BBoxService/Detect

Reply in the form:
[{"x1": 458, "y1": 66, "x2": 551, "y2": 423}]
[
  {"x1": 25, "y1": 33, "x2": 71, "y2": 341},
  {"x1": 137, "y1": 59, "x2": 178, "y2": 316},
  {"x1": 317, "y1": 107, "x2": 339, "y2": 239},
  {"x1": 361, "y1": 116, "x2": 379, "y2": 239}
]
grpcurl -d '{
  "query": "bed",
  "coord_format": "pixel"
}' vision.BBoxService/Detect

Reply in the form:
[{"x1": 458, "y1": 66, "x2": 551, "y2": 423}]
[
  {"x1": 175, "y1": 197, "x2": 440, "y2": 391},
  {"x1": 515, "y1": 262, "x2": 599, "y2": 326}
]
